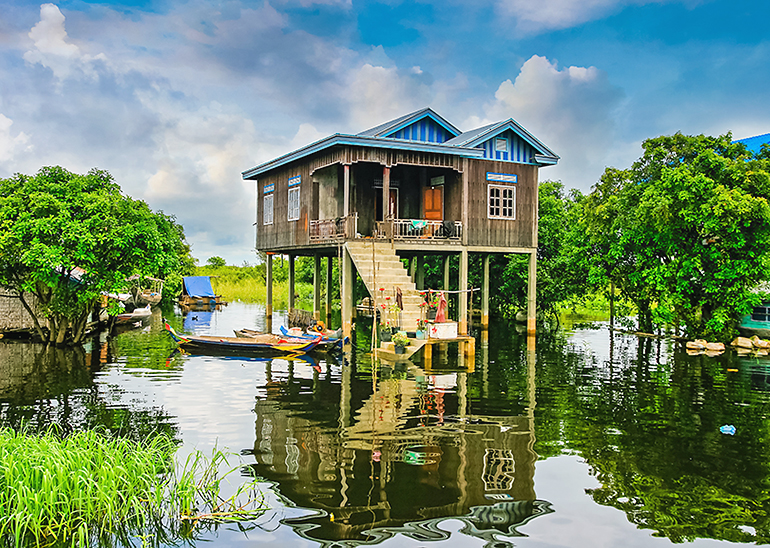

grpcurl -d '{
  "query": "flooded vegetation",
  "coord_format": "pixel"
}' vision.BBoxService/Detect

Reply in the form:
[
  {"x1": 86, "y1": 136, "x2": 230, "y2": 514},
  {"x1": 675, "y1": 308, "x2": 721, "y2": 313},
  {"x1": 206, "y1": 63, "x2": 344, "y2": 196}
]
[{"x1": 2, "y1": 302, "x2": 769, "y2": 547}]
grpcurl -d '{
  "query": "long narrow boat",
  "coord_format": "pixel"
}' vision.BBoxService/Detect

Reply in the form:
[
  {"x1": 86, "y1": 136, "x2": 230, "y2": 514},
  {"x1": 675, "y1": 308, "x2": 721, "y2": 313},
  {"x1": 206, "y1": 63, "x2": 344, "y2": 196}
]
[
  {"x1": 234, "y1": 326, "x2": 343, "y2": 352},
  {"x1": 165, "y1": 322, "x2": 320, "y2": 355}
]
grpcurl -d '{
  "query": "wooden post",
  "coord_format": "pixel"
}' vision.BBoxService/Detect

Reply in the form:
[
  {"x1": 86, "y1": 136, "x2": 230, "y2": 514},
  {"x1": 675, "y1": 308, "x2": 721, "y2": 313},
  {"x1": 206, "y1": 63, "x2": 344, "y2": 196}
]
[
  {"x1": 341, "y1": 246, "x2": 353, "y2": 340},
  {"x1": 527, "y1": 250, "x2": 537, "y2": 335},
  {"x1": 326, "y1": 256, "x2": 333, "y2": 323},
  {"x1": 382, "y1": 166, "x2": 390, "y2": 223},
  {"x1": 266, "y1": 253, "x2": 273, "y2": 332},
  {"x1": 313, "y1": 254, "x2": 321, "y2": 320},
  {"x1": 609, "y1": 281, "x2": 615, "y2": 330},
  {"x1": 343, "y1": 164, "x2": 350, "y2": 218},
  {"x1": 288, "y1": 254, "x2": 295, "y2": 312},
  {"x1": 459, "y1": 248, "x2": 468, "y2": 335},
  {"x1": 443, "y1": 255, "x2": 451, "y2": 290},
  {"x1": 416, "y1": 255, "x2": 425, "y2": 290},
  {"x1": 481, "y1": 254, "x2": 490, "y2": 329}
]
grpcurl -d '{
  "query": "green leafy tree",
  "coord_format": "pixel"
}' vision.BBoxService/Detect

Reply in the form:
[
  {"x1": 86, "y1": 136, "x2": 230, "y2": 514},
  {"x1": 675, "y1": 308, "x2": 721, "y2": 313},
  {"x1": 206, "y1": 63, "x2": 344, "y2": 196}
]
[
  {"x1": 488, "y1": 181, "x2": 589, "y2": 318},
  {"x1": 206, "y1": 256, "x2": 226, "y2": 268},
  {"x1": 584, "y1": 133, "x2": 770, "y2": 339},
  {"x1": 0, "y1": 166, "x2": 192, "y2": 345}
]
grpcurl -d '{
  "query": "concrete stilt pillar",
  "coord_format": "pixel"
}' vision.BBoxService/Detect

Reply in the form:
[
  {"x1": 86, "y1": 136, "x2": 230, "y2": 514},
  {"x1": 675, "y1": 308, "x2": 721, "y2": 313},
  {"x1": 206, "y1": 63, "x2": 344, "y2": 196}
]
[
  {"x1": 409, "y1": 256, "x2": 416, "y2": 283},
  {"x1": 527, "y1": 251, "x2": 537, "y2": 335},
  {"x1": 481, "y1": 254, "x2": 490, "y2": 329},
  {"x1": 266, "y1": 253, "x2": 273, "y2": 332},
  {"x1": 459, "y1": 248, "x2": 468, "y2": 335},
  {"x1": 341, "y1": 247, "x2": 353, "y2": 340},
  {"x1": 416, "y1": 255, "x2": 425, "y2": 290},
  {"x1": 313, "y1": 254, "x2": 321, "y2": 320},
  {"x1": 326, "y1": 256, "x2": 333, "y2": 323},
  {"x1": 288, "y1": 254, "x2": 295, "y2": 312}
]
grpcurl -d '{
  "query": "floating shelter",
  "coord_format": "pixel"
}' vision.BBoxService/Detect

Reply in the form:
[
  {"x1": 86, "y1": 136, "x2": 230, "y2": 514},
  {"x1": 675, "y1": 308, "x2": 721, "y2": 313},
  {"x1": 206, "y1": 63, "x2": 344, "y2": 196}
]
[
  {"x1": 242, "y1": 108, "x2": 558, "y2": 338},
  {"x1": 178, "y1": 276, "x2": 224, "y2": 308}
]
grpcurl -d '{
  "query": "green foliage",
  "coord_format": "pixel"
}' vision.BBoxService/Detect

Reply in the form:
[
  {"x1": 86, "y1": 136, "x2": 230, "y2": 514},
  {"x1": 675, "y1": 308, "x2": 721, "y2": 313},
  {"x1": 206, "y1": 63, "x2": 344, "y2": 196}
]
[
  {"x1": 0, "y1": 427, "x2": 266, "y2": 547},
  {"x1": 584, "y1": 133, "x2": 770, "y2": 339},
  {"x1": 206, "y1": 256, "x2": 227, "y2": 267},
  {"x1": 483, "y1": 181, "x2": 589, "y2": 318},
  {"x1": 0, "y1": 167, "x2": 193, "y2": 344}
]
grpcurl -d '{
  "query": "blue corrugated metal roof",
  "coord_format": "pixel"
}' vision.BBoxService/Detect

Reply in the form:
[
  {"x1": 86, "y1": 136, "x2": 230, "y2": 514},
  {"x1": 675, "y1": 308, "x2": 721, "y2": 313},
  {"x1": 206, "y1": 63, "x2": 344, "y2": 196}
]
[
  {"x1": 735, "y1": 133, "x2": 770, "y2": 155},
  {"x1": 445, "y1": 119, "x2": 559, "y2": 164},
  {"x1": 242, "y1": 110, "x2": 559, "y2": 179},
  {"x1": 358, "y1": 108, "x2": 460, "y2": 139}
]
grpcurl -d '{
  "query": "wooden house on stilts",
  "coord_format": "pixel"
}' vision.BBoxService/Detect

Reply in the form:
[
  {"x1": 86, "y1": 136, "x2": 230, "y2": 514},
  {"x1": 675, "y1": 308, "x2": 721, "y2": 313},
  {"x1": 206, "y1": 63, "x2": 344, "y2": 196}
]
[{"x1": 242, "y1": 108, "x2": 558, "y2": 340}]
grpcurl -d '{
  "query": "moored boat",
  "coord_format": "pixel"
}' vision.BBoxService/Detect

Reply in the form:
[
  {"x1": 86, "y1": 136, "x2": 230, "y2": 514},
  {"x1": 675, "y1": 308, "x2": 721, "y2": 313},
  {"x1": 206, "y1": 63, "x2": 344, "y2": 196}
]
[
  {"x1": 739, "y1": 301, "x2": 770, "y2": 338},
  {"x1": 165, "y1": 322, "x2": 320, "y2": 355},
  {"x1": 114, "y1": 304, "x2": 152, "y2": 325},
  {"x1": 234, "y1": 325, "x2": 343, "y2": 352}
]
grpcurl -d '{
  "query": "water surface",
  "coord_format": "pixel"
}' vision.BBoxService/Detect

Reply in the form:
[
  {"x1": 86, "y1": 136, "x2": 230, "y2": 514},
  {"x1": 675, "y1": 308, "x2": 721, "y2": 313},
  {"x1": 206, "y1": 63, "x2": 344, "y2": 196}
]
[{"x1": 1, "y1": 302, "x2": 767, "y2": 547}]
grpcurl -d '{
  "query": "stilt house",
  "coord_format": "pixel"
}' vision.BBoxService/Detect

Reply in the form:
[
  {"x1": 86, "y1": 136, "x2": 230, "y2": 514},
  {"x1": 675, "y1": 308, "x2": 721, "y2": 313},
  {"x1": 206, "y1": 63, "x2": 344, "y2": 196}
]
[{"x1": 242, "y1": 108, "x2": 558, "y2": 337}]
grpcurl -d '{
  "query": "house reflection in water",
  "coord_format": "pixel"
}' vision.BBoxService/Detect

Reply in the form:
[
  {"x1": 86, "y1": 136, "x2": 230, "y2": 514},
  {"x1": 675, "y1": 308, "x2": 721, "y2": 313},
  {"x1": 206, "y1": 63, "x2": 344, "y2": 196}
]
[{"x1": 245, "y1": 339, "x2": 552, "y2": 546}]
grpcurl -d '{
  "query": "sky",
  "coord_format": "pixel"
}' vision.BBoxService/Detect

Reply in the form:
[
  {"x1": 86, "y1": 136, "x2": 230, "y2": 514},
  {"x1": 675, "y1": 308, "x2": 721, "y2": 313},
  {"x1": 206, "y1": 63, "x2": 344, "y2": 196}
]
[{"x1": 1, "y1": 0, "x2": 769, "y2": 265}]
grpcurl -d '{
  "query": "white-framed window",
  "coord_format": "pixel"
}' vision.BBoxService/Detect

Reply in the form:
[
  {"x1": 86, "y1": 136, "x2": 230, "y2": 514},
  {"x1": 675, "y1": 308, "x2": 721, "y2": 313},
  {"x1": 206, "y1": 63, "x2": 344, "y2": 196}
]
[
  {"x1": 288, "y1": 187, "x2": 300, "y2": 221},
  {"x1": 495, "y1": 137, "x2": 508, "y2": 152},
  {"x1": 263, "y1": 193, "x2": 274, "y2": 225},
  {"x1": 488, "y1": 184, "x2": 516, "y2": 219}
]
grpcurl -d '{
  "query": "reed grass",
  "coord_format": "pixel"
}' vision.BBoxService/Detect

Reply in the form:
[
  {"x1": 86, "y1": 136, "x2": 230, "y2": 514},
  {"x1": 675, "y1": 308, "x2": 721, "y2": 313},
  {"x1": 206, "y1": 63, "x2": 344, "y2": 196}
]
[{"x1": 0, "y1": 427, "x2": 266, "y2": 547}]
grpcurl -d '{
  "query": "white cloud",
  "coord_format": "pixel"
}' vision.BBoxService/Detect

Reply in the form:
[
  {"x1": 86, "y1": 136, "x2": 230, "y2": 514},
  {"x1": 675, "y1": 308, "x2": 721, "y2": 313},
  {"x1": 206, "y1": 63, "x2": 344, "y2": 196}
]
[
  {"x1": 346, "y1": 63, "x2": 433, "y2": 130},
  {"x1": 0, "y1": 113, "x2": 32, "y2": 163},
  {"x1": 496, "y1": 0, "x2": 675, "y2": 34},
  {"x1": 477, "y1": 55, "x2": 625, "y2": 190},
  {"x1": 23, "y1": 3, "x2": 107, "y2": 81}
]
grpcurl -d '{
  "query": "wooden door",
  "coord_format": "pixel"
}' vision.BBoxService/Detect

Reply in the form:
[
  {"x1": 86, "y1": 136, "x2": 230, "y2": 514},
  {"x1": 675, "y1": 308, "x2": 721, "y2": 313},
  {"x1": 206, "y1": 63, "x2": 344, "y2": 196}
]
[{"x1": 424, "y1": 187, "x2": 443, "y2": 220}]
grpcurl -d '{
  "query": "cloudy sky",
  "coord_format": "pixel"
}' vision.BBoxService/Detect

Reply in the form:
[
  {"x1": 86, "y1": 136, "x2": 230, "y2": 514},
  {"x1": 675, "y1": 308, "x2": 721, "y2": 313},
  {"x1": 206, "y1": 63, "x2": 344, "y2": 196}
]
[{"x1": 1, "y1": 0, "x2": 768, "y2": 264}]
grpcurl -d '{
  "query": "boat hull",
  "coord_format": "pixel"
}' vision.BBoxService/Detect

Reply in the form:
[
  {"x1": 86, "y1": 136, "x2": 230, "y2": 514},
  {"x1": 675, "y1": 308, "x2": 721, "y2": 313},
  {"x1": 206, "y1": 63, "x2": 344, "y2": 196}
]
[{"x1": 165, "y1": 322, "x2": 319, "y2": 355}]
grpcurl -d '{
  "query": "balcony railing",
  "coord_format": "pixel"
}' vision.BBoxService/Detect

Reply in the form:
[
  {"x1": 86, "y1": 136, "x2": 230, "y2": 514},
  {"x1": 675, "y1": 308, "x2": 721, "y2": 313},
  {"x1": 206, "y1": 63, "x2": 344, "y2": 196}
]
[
  {"x1": 309, "y1": 214, "x2": 357, "y2": 241},
  {"x1": 375, "y1": 219, "x2": 462, "y2": 241}
]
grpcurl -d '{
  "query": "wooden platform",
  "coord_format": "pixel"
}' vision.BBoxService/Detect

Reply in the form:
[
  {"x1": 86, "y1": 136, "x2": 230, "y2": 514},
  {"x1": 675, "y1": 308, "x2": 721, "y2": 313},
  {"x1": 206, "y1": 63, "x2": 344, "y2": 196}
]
[{"x1": 374, "y1": 335, "x2": 475, "y2": 367}]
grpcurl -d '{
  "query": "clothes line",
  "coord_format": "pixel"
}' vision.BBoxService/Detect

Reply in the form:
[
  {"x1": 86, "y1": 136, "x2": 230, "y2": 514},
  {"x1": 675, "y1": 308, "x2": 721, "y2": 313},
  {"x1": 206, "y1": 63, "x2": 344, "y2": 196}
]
[{"x1": 419, "y1": 288, "x2": 480, "y2": 294}]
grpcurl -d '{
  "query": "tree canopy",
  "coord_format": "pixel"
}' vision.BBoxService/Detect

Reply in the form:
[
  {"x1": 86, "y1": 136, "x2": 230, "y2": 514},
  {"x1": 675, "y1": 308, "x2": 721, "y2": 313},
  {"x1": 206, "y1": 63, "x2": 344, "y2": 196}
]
[
  {"x1": 0, "y1": 166, "x2": 194, "y2": 344},
  {"x1": 583, "y1": 133, "x2": 770, "y2": 339}
]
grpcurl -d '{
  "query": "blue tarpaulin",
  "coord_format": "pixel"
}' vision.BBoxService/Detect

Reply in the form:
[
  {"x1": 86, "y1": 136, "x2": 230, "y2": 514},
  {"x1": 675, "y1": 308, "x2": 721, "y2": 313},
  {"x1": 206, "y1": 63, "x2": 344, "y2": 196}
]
[{"x1": 181, "y1": 276, "x2": 216, "y2": 298}]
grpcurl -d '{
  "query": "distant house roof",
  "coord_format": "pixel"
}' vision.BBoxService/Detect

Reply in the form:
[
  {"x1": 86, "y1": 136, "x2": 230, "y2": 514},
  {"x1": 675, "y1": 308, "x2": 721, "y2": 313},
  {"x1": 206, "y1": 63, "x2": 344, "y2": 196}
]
[
  {"x1": 242, "y1": 108, "x2": 558, "y2": 179},
  {"x1": 735, "y1": 133, "x2": 770, "y2": 155}
]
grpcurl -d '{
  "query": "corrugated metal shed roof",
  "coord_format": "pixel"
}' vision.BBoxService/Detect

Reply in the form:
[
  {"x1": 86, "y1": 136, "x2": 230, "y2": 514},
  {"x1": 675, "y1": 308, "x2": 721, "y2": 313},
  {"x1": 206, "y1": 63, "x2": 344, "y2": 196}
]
[{"x1": 735, "y1": 133, "x2": 770, "y2": 155}]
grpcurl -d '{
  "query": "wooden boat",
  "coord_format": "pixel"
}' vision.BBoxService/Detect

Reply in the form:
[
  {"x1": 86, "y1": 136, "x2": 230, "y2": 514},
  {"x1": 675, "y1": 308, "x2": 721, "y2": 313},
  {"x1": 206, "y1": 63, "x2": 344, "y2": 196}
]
[
  {"x1": 114, "y1": 304, "x2": 152, "y2": 325},
  {"x1": 740, "y1": 301, "x2": 770, "y2": 338},
  {"x1": 165, "y1": 321, "x2": 320, "y2": 355},
  {"x1": 128, "y1": 276, "x2": 164, "y2": 307},
  {"x1": 234, "y1": 325, "x2": 343, "y2": 352},
  {"x1": 178, "y1": 276, "x2": 225, "y2": 307}
]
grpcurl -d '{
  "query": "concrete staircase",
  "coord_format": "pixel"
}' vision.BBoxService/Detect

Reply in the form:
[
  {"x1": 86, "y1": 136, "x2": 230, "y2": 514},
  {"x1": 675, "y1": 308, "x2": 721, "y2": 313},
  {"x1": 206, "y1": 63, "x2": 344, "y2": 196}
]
[{"x1": 345, "y1": 240, "x2": 424, "y2": 332}]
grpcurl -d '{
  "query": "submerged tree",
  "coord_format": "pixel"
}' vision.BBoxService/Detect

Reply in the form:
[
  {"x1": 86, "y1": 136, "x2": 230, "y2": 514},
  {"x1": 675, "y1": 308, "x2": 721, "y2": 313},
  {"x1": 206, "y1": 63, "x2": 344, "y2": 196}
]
[
  {"x1": 585, "y1": 133, "x2": 770, "y2": 339},
  {"x1": 0, "y1": 166, "x2": 193, "y2": 345}
]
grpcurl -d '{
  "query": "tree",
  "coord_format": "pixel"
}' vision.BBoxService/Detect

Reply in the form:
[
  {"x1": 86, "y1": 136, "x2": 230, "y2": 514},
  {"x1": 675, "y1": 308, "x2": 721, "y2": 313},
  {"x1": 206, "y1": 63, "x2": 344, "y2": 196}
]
[
  {"x1": 585, "y1": 133, "x2": 770, "y2": 339},
  {"x1": 206, "y1": 256, "x2": 226, "y2": 268},
  {"x1": 488, "y1": 181, "x2": 589, "y2": 318},
  {"x1": 0, "y1": 166, "x2": 193, "y2": 345}
]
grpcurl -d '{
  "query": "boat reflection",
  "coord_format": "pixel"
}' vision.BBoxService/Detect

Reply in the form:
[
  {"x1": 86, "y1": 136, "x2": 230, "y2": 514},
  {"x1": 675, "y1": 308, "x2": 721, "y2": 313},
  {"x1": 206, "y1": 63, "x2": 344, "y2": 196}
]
[{"x1": 245, "y1": 335, "x2": 552, "y2": 545}]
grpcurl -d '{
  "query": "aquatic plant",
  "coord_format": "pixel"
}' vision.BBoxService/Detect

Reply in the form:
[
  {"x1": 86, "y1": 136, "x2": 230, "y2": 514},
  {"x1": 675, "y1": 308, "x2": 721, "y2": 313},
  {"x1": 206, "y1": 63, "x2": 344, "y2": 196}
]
[{"x1": 0, "y1": 427, "x2": 266, "y2": 547}]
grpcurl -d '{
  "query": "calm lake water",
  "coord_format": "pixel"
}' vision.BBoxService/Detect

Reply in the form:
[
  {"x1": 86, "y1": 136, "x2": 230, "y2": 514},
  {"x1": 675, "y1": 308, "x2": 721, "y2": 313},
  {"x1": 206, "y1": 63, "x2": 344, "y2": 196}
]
[{"x1": 2, "y1": 302, "x2": 770, "y2": 547}]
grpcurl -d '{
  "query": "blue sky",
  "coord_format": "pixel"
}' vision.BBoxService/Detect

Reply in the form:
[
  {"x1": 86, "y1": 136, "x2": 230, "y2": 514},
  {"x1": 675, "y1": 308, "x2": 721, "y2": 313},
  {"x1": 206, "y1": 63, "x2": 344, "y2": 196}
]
[{"x1": 1, "y1": 0, "x2": 768, "y2": 264}]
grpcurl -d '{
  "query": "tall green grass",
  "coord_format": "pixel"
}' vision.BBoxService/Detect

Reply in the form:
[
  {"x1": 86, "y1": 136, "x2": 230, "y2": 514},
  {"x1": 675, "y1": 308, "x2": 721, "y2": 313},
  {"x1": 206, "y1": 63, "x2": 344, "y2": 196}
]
[{"x1": 0, "y1": 427, "x2": 265, "y2": 547}]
